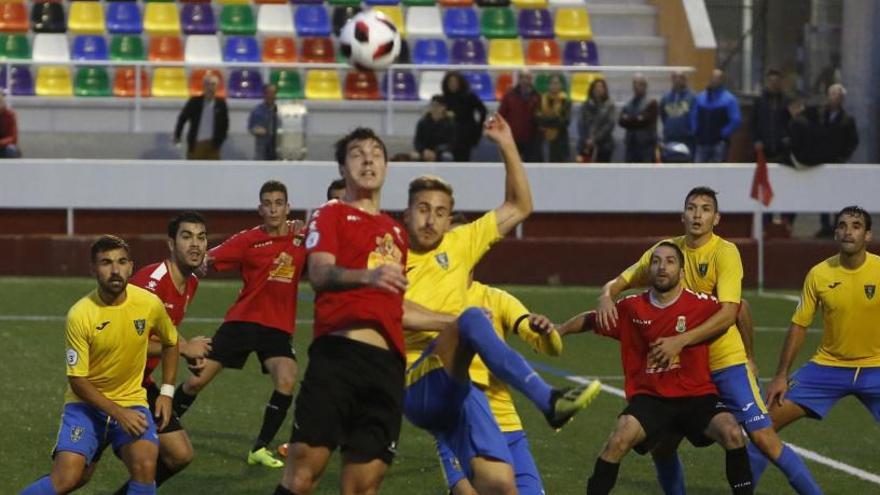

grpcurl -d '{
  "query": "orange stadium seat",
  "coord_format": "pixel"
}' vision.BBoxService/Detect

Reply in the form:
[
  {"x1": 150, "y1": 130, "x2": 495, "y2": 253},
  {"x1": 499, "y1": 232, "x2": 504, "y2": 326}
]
[
  {"x1": 113, "y1": 67, "x2": 150, "y2": 97},
  {"x1": 0, "y1": 2, "x2": 28, "y2": 34},
  {"x1": 525, "y1": 39, "x2": 560, "y2": 65},
  {"x1": 148, "y1": 35, "x2": 184, "y2": 61},
  {"x1": 494, "y1": 71, "x2": 513, "y2": 100},
  {"x1": 189, "y1": 68, "x2": 227, "y2": 97},
  {"x1": 343, "y1": 71, "x2": 380, "y2": 100},
  {"x1": 300, "y1": 37, "x2": 334, "y2": 63},
  {"x1": 262, "y1": 37, "x2": 296, "y2": 62}
]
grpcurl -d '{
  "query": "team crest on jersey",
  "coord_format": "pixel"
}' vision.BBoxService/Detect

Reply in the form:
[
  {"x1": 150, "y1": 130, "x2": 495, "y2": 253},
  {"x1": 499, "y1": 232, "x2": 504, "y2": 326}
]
[
  {"x1": 133, "y1": 319, "x2": 146, "y2": 336},
  {"x1": 435, "y1": 252, "x2": 449, "y2": 270},
  {"x1": 698, "y1": 263, "x2": 709, "y2": 277},
  {"x1": 70, "y1": 426, "x2": 85, "y2": 443},
  {"x1": 866, "y1": 285, "x2": 876, "y2": 300},
  {"x1": 367, "y1": 233, "x2": 403, "y2": 269},
  {"x1": 675, "y1": 316, "x2": 687, "y2": 333}
]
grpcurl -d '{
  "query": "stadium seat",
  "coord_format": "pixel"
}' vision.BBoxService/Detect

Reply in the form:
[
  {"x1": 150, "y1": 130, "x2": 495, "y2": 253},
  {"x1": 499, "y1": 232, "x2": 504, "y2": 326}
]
[
  {"x1": 189, "y1": 68, "x2": 226, "y2": 97},
  {"x1": 223, "y1": 36, "x2": 260, "y2": 62},
  {"x1": 344, "y1": 71, "x2": 380, "y2": 100},
  {"x1": 31, "y1": 1, "x2": 66, "y2": 33},
  {"x1": 185, "y1": 35, "x2": 222, "y2": 63},
  {"x1": 0, "y1": 2, "x2": 29, "y2": 33},
  {"x1": 405, "y1": 7, "x2": 441, "y2": 38},
  {"x1": 72, "y1": 35, "x2": 109, "y2": 61},
  {"x1": 257, "y1": 4, "x2": 294, "y2": 35},
  {"x1": 562, "y1": 40, "x2": 597, "y2": 65},
  {"x1": 178, "y1": 0, "x2": 212, "y2": 3},
  {"x1": 111, "y1": 35, "x2": 146, "y2": 60},
  {"x1": 181, "y1": 3, "x2": 216, "y2": 35},
  {"x1": 217, "y1": 0, "x2": 251, "y2": 4},
  {"x1": 412, "y1": 39, "x2": 448, "y2": 65},
  {"x1": 294, "y1": 5, "x2": 331, "y2": 37},
  {"x1": 518, "y1": 9, "x2": 552, "y2": 39},
  {"x1": 365, "y1": 0, "x2": 400, "y2": 5},
  {"x1": 106, "y1": 3, "x2": 143, "y2": 35},
  {"x1": 305, "y1": 70, "x2": 341, "y2": 100},
  {"x1": 255, "y1": 0, "x2": 288, "y2": 4},
  {"x1": 450, "y1": 38, "x2": 486, "y2": 65},
  {"x1": 152, "y1": 67, "x2": 188, "y2": 98},
  {"x1": 220, "y1": 4, "x2": 256, "y2": 35},
  {"x1": 554, "y1": 7, "x2": 591, "y2": 40},
  {"x1": 381, "y1": 69, "x2": 417, "y2": 100},
  {"x1": 417, "y1": 70, "x2": 443, "y2": 100},
  {"x1": 35, "y1": 66, "x2": 72, "y2": 96},
  {"x1": 372, "y1": 6, "x2": 404, "y2": 36},
  {"x1": 32, "y1": 33, "x2": 69, "y2": 62},
  {"x1": 74, "y1": 67, "x2": 111, "y2": 97},
  {"x1": 332, "y1": 6, "x2": 361, "y2": 37},
  {"x1": 0, "y1": 65, "x2": 34, "y2": 95},
  {"x1": 476, "y1": 0, "x2": 510, "y2": 7},
  {"x1": 300, "y1": 37, "x2": 335, "y2": 63},
  {"x1": 525, "y1": 39, "x2": 560, "y2": 65},
  {"x1": 329, "y1": 0, "x2": 361, "y2": 7},
  {"x1": 549, "y1": 0, "x2": 585, "y2": 5},
  {"x1": 480, "y1": 7, "x2": 516, "y2": 39},
  {"x1": 488, "y1": 39, "x2": 522, "y2": 66},
  {"x1": 494, "y1": 71, "x2": 513, "y2": 100},
  {"x1": 403, "y1": 0, "x2": 436, "y2": 6},
  {"x1": 113, "y1": 67, "x2": 150, "y2": 97},
  {"x1": 262, "y1": 37, "x2": 296, "y2": 62},
  {"x1": 0, "y1": 34, "x2": 31, "y2": 60},
  {"x1": 68, "y1": 2, "x2": 106, "y2": 35},
  {"x1": 462, "y1": 71, "x2": 494, "y2": 101},
  {"x1": 569, "y1": 71, "x2": 601, "y2": 102},
  {"x1": 397, "y1": 38, "x2": 411, "y2": 63},
  {"x1": 270, "y1": 69, "x2": 304, "y2": 99},
  {"x1": 229, "y1": 69, "x2": 264, "y2": 98},
  {"x1": 512, "y1": 0, "x2": 547, "y2": 7},
  {"x1": 292, "y1": 0, "x2": 325, "y2": 4},
  {"x1": 148, "y1": 35, "x2": 183, "y2": 61},
  {"x1": 440, "y1": 0, "x2": 474, "y2": 6},
  {"x1": 443, "y1": 8, "x2": 479, "y2": 38},
  {"x1": 533, "y1": 72, "x2": 567, "y2": 93},
  {"x1": 144, "y1": 3, "x2": 180, "y2": 35}
]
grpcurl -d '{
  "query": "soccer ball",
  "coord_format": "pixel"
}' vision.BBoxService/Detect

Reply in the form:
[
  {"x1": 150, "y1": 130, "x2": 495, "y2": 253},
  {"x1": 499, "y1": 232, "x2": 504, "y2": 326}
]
[{"x1": 339, "y1": 11, "x2": 401, "y2": 71}]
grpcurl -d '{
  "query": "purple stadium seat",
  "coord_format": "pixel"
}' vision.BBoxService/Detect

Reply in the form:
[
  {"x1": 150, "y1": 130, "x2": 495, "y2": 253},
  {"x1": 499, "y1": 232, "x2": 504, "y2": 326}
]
[
  {"x1": 228, "y1": 69, "x2": 264, "y2": 98},
  {"x1": 0, "y1": 65, "x2": 34, "y2": 95},
  {"x1": 450, "y1": 38, "x2": 486, "y2": 65},
  {"x1": 381, "y1": 70, "x2": 418, "y2": 100},
  {"x1": 562, "y1": 40, "x2": 598, "y2": 65},
  {"x1": 181, "y1": 4, "x2": 216, "y2": 35},
  {"x1": 518, "y1": 9, "x2": 552, "y2": 39}
]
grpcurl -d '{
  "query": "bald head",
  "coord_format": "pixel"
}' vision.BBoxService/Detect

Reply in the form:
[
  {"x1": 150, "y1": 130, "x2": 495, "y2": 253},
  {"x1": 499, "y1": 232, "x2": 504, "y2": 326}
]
[
  {"x1": 709, "y1": 69, "x2": 724, "y2": 89},
  {"x1": 827, "y1": 83, "x2": 846, "y2": 109},
  {"x1": 671, "y1": 71, "x2": 688, "y2": 91}
]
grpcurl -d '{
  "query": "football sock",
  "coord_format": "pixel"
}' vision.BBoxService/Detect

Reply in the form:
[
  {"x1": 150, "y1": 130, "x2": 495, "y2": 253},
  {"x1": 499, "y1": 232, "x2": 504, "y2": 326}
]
[
  {"x1": 653, "y1": 454, "x2": 686, "y2": 495},
  {"x1": 21, "y1": 475, "x2": 56, "y2": 495},
  {"x1": 172, "y1": 387, "x2": 198, "y2": 418},
  {"x1": 126, "y1": 480, "x2": 156, "y2": 495},
  {"x1": 586, "y1": 457, "x2": 620, "y2": 495},
  {"x1": 725, "y1": 447, "x2": 754, "y2": 495},
  {"x1": 155, "y1": 459, "x2": 178, "y2": 487},
  {"x1": 746, "y1": 443, "x2": 770, "y2": 483},
  {"x1": 253, "y1": 391, "x2": 294, "y2": 452},
  {"x1": 775, "y1": 445, "x2": 822, "y2": 495},
  {"x1": 274, "y1": 485, "x2": 297, "y2": 495},
  {"x1": 457, "y1": 308, "x2": 553, "y2": 414}
]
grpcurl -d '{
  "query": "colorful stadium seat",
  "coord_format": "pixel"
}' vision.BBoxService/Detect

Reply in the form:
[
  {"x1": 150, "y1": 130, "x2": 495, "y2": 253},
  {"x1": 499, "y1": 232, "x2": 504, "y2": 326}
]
[
  {"x1": 372, "y1": 6, "x2": 404, "y2": 36},
  {"x1": 381, "y1": 70, "x2": 418, "y2": 100},
  {"x1": 0, "y1": 65, "x2": 34, "y2": 95},
  {"x1": 294, "y1": 5, "x2": 331, "y2": 37},
  {"x1": 412, "y1": 39, "x2": 448, "y2": 65},
  {"x1": 443, "y1": 8, "x2": 479, "y2": 38},
  {"x1": 525, "y1": 39, "x2": 560, "y2": 65},
  {"x1": 305, "y1": 70, "x2": 341, "y2": 100},
  {"x1": 562, "y1": 40, "x2": 597, "y2": 65},
  {"x1": 111, "y1": 35, "x2": 146, "y2": 60},
  {"x1": 494, "y1": 71, "x2": 513, "y2": 100},
  {"x1": 570, "y1": 72, "x2": 601, "y2": 102},
  {"x1": 270, "y1": 69, "x2": 304, "y2": 99},
  {"x1": 224, "y1": 36, "x2": 260, "y2": 62},
  {"x1": 144, "y1": 3, "x2": 180, "y2": 36},
  {"x1": 292, "y1": 0, "x2": 325, "y2": 4},
  {"x1": 554, "y1": 7, "x2": 591, "y2": 40},
  {"x1": 329, "y1": 0, "x2": 361, "y2": 7},
  {"x1": 152, "y1": 67, "x2": 188, "y2": 98},
  {"x1": 480, "y1": 8, "x2": 516, "y2": 39},
  {"x1": 440, "y1": 0, "x2": 474, "y2": 6},
  {"x1": 31, "y1": 1, "x2": 65, "y2": 34},
  {"x1": 365, "y1": 0, "x2": 400, "y2": 6},
  {"x1": 36, "y1": 66, "x2": 72, "y2": 96},
  {"x1": 113, "y1": 67, "x2": 150, "y2": 97},
  {"x1": 450, "y1": 38, "x2": 486, "y2": 65},
  {"x1": 332, "y1": 6, "x2": 361, "y2": 37},
  {"x1": 181, "y1": 3, "x2": 216, "y2": 35},
  {"x1": 179, "y1": 0, "x2": 212, "y2": 3},
  {"x1": 488, "y1": 39, "x2": 522, "y2": 66},
  {"x1": 255, "y1": 0, "x2": 288, "y2": 4},
  {"x1": 69, "y1": 1, "x2": 106, "y2": 35},
  {"x1": 344, "y1": 71, "x2": 380, "y2": 100},
  {"x1": 476, "y1": 0, "x2": 510, "y2": 7},
  {"x1": 217, "y1": 0, "x2": 251, "y2": 4},
  {"x1": 397, "y1": 38, "x2": 411, "y2": 63},
  {"x1": 549, "y1": 0, "x2": 585, "y2": 5},
  {"x1": 403, "y1": 0, "x2": 436, "y2": 5},
  {"x1": 417, "y1": 70, "x2": 443, "y2": 100},
  {"x1": 0, "y1": 34, "x2": 30, "y2": 60},
  {"x1": 72, "y1": 35, "x2": 109, "y2": 61},
  {"x1": 220, "y1": 4, "x2": 256, "y2": 35},
  {"x1": 185, "y1": 34, "x2": 222, "y2": 63},
  {"x1": 0, "y1": 2, "x2": 28, "y2": 33},
  {"x1": 148, "y1": 35, "x2": 183, "y2": 61},
  {"x1": 74, "y1": 67, "x2": 111, "y2": 97},
  {"x1": 106, "y1": 3, "x2": 143, "y2": 35},
  {"x1": 534, "y1": 72, "x2": 567, "y2": 93},
  {"x1": 33, "y1": 33, "x2": 69, "y2": 62},
  {"x1": 405, "y1": 7, "x2": 441, "y2": 38},
  {"x1": 511, "y1": 0, "x2": 547, "y2": 8},
  {"x1": 189, "y1": 68, "x2": 226, "y2": 97},
  {"x1": 263, "y1": 37, "x2": 296, "y2": 62},
  {"x1": 462, "y1": 71, "x2": 494, "y2": 101},
  {"x1": 518, "y1": 9, "x2": 552, "y2": 39},
  {"x1": 258, "y1": 4, "x2": 294, "y2": 35},
  {"x1": 300, "y1": 37, "x2": 334, "y2": 63}
]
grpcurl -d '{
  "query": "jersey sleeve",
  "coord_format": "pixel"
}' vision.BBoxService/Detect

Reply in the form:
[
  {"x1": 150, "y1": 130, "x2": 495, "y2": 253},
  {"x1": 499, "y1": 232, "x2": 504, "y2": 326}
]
[
  {"x1": 128, "y1": 268, "x2": 151, "y2": 291},
  {"x1": 714, "y1": 242, "x2": 744, "y2": 303},
  {"x1": 620, "y1": 244, "x2": 655, "y2": 288},
  {"x1": 791, "y1": 268, "x2": 819, "y2": 328},
  {"x1": 65, "y1": 307, "x2": 91, "y2": 377},
  {"x1": 457, "y1": 211, "x2": 502, "y2": 270},
  {"x1": 305, "y1": 204, "x2": 340, "y2": 257},
  {"x1": 151, "y1": 298, "x2": 178, "y2": 346},
  {"x1": 210, "y1": 231, "x2": 249, "y2": 272}
]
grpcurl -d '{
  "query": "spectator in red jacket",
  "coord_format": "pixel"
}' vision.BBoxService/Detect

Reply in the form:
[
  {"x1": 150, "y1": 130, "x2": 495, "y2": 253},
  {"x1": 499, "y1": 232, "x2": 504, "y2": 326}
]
[
  {"x1": 499, "y1": 70, "x2": 541, "y2": 162},
  {"x1": 0, "y1": 92, "x2": 21, "y2": 158}
]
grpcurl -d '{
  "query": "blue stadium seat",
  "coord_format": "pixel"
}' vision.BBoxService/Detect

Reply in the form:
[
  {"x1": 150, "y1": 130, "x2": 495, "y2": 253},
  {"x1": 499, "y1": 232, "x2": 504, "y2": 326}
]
[
  {"x1": 381, "y1": 70, "x2": 418, "y2": 100},
  {"x1": 462, "y1": 71, "x2": 494, "y2": 101},
  {"x1": 518, "y1": 8, "x2": 553, "y2": 39},
  {"x1": 412, "y1": 39, "x2": 448, "y2": 64},
  {"x1": 294, "y1": 5, "x2": 331, "y2": 37},
  {"x1": 106, "y1": 3, "x2": 143, "y2": 35},
  {"x1": 443, "y1": 8, "x2": 479, "y2": 38},
  {"x1": 72, "y1": 35, "x2": 109, "y2": 61},
  {"x1": 181, "y1": 3, "x2": 217, "y2": 35},
  {"x1": 223, "y1": 36, "x2": 260, "y2": 62}
]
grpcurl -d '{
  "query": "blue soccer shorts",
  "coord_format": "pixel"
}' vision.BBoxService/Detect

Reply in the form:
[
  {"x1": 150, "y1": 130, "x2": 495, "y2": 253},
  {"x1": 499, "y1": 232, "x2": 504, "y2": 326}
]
[
  {"x1": 54, "y1": 402, "x2": 158, "y2": 464},
  {"x1": 712, "y1": 363, "x2": 772, "y2": 432},
  {"x1": 438, "y1": 429, "x2": 544, "y2": 494},
  {"x1": 786, "y1": 362, "x2": 880, "y2": 421}
]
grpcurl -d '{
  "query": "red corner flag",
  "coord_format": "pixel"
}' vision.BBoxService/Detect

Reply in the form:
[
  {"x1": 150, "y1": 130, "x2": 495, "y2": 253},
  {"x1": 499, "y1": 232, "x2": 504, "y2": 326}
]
[{"x1": 750, "y1": 148, "x2": 774, "y2": 206}]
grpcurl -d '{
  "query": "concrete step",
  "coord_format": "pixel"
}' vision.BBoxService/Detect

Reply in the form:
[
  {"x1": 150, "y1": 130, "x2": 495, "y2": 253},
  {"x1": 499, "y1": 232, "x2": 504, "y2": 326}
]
[
  {"x1": 593, "y1": 35, "x2": 666, "y2": 66},
  {"x1": 587, "y1": 3, "x2": 658, "y2": 37}
]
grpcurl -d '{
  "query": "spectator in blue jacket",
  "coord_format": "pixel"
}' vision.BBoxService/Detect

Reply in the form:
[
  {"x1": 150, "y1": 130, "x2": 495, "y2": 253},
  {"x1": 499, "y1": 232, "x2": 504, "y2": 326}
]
[
  {"x1": 659, "y1": 71, "x2": 696, "y2": 161},
  {"x1": 692, "y1": 69, "x2": 741, "y2": 162},
  {"x1": 247, "y1": 84, "x2": 278, "y2": 160}
]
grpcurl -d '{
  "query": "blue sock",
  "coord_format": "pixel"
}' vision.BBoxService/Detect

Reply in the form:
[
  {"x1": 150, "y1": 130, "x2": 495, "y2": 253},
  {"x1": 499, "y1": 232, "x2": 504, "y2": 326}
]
[
  {"x1": 776, "y1": 445, "x2": 822, "y2": 495},
  {"x1": 747, "y1": 442, "x2": 770, "y2": 483},
  {"x1": 20, "y1": 476, "x2": 56, "y2": 495},
  {"x1": 457, "y1": 308, "x2": 553, "y2": 413},
  {"x1": 126, "y1": 480, "x2": 156, "y2": 495},
  {"x1": 653, "y1": 454, "x2": 686, "y2": 495}
]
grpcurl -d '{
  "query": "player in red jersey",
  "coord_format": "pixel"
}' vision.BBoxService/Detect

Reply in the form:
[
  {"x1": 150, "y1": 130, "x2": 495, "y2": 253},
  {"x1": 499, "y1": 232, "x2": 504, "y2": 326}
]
[
  {"x1": 559, "y1": 242, "x2": 753, "y2": 495},
  {"x1": 172, "y1": 180, "x2": 307, "y2": 469}
]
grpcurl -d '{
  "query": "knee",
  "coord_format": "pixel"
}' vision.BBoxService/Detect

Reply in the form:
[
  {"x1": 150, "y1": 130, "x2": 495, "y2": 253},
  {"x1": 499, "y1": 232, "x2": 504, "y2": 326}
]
[
  {"x1": 289, "y1": 469, "x2": 319, "y2": 495},
  {"x1": 476, "y1": 475, "x2": 517, "y2": 495},
  {"x1": 720, "y1": 425, "x2": 746, "y2": 450},
  {"x1": 52, "y1": 471, "x2": 86, "y2": 494},
  {"x1": 275, "y1": 376, "x2": 297, "y2": 395},
  {"x1": 130, "y1": 457, "x2": 158, "y2": 480},
  {"x1": 457, "y1": 307, "x2": 489, "y2": 335},
  {"x1": 185, "y1": 376, "x2": 208, "y2": 394},
  {"x1": 603, "y1": 433, "x2": 633, "y2": 461},
  {"x1": 748, "y1": 429, "x2": 781, "y2": 456},
  {"x1": 163, "y1": 446, "x2": 194, "y2": 472}
]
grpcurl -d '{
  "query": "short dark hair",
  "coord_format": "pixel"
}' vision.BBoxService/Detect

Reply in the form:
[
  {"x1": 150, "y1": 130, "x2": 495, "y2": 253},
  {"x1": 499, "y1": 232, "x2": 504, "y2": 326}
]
[
  {"x1": 167, "y1": 211, "x2": 206, "y2": 239},
  {"x1": 335, "y1": 127, "x2": 388, "y2": 167},
  {"x1": 684, "y1": 186, "x2": 719, "y2": 211},
  {"x1": 259, "y1": 180, "x2": 287, "y2": 201},
  {"x1": 654, "y1": 241, "x2": 685, "y2": 268},
  {"x1": 766, "y1": 69, "x2": 782, "y2": 78},
  {"x1": 90, "y1": 234, "x2": 130, "y2": 262},
  {"x1": 408, "y1": 175, "x2": 455, "y2": 208},
  {"x1": 430, "y1": 94, "x2": 445, "y2": 106},
  {"x1": 835, "y1": 205, "x2": 872, "y2": 231},
  {"x1": 326, "y1": 178, "x2": 346, "y2": 200},
  {"x1": 450, "y1": 212, "x2": 468, "y2": 227}
]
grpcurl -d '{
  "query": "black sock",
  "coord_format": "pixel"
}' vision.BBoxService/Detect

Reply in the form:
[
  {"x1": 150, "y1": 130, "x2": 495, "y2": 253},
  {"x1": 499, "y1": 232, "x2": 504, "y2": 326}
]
[
  {"x1": 156, "y1": 459, "x2": 178, "y2": 487},
  {"x1": 253, "y1": 391, "x2": 293, "y2": 452},
  {"x1": 726, "y1": 447, "x2": 754, "y2": 495},
  {"x1": 173, "y1": 387, "x2": 198, "y2": 418},
  {"x1": 274, "y1": 484, "x2": 297, "y2": 495},
  {"x1": 587, "y1": 457, "x2": 620, "y2": 495}
]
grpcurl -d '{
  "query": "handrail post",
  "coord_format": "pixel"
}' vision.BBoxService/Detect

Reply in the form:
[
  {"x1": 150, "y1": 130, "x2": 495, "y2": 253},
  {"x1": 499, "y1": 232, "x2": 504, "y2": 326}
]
[{"x1": 134, "y1": 63, "x2": 142, "y2": 132}]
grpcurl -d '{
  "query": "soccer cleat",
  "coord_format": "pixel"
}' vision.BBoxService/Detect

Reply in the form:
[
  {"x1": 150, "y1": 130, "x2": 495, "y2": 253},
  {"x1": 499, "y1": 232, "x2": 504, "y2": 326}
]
[
  {"x1": 545, "y1": 379, "x2": 602, "y2": 430},
  {"x1": 248, "y1": 447, "x2": 284, "y2": 468}
]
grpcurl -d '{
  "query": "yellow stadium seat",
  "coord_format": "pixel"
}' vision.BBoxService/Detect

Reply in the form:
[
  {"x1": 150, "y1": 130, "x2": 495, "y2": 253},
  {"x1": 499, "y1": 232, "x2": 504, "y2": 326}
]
[
  {"x1": 305, "y1": 70, "x2": 341, "y2": 100},
  {"x1": 36, "y1": 66, "x2": 72, "y2": 96},
  {"x1": 152, "y1": 67, "x2": 188, "y2": 98},
  {"x1": 144, "y1": 3, "x2": 181, "y2": 36},
  {"x1": 570, "y1": 72, "x2": 602, "y2": 102},
  {"x1": 217, "y1": 0, "x2": 251, "y2": 4},
  {"x1": 512, "y1": 0, "x2": 548, "y2": 8},
  {"x1": 554, "y1": 7, "x2": 592, "y2": 40},
  {"x1": 488, "y1": 39, "x2": 523, "y2": 66},
  {"x1": 68, "y1": 2, "x2": 106, "y2": 35},
  {"x1": 371, "y1": 6, "x2": 405, "y2": 37}
]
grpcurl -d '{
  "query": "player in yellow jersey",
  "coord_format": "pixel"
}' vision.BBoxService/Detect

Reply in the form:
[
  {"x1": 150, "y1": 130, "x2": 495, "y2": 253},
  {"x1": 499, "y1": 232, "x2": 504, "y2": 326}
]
[
  {"x1": 402, "y1": 114, "x2": 600, "y2": 495},
  {"x1": 749, "y1": 206, "x2": 880, "y2": 487},
  {"x1": 595, "y1": 187, "x2": 821, "y2": 495},
  {"x1": 21, "y1": 235, "x2": 179, "y2": 495}
]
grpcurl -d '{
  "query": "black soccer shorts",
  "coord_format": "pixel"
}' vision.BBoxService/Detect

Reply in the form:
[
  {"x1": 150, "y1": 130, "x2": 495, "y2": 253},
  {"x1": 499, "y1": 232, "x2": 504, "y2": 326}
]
[
  {"x1": 623, "y1": 394, "x2": 729, "y2": 455},
  {"x1": 207, "y1": 321, "x2": 296, "y2": 373}
]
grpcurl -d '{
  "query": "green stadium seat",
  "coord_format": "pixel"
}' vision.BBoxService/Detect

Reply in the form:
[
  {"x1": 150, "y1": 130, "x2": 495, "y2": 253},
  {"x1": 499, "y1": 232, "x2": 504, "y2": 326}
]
[
  {"x1": 328, "y1": 0, "x2": 361, "y2": 7},
  {"x1": 74, "y1": 67, "x2": 111, "y2": 97},
  {"x1": 0, "y1": 34, "x2": 30, "y2": 60},
  {"x1": 110, "y1": 35, "x2": 145, "y2": 61},
  {"x1": 481, "y1": 8, "x2": 517, "y2": 39},
  {"x1": 271, "y1": 69, "x2": 304, "y2": 99},
  {"x1": 403, "y1": 0, "x2": 436, "y2": 6},
  {"x1": 220, "y1": 5, "x2": 256, "y2": 35}
]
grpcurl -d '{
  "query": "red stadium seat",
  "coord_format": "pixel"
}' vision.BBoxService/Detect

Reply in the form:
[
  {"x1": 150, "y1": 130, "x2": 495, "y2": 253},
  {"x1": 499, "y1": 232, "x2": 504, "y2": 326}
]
[
  {"x1": 148, "y1": 35, "x2": 183, "y2": 61},
  {"x1": 343, "y1": 71, "x2": 380, "y2": 100},
  {"x1": 494, "y1": 71, "x2": 513, "y2": 101},
  {"x1": 113, "y1": 67, "x2": 150, "y2": 97},
  {"x1": 0, "y1": 2, "x2": 29, "y2": 33},
  {"x1": 189, "y1": 68, "x2": 227, "y2": 97},
  {"x1": 300, "y1": 37, "x2": 334, "y2": 63},
  {"x1": 525, "y1": 39, "x2": 560, "y2": 65},
  {"x1": 262, "y1": 36, "x2": 296, "y2": 62}
]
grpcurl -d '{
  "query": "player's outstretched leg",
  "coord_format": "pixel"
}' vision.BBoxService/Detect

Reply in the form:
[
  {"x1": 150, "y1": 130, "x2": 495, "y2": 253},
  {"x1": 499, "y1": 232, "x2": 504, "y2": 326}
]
[
  {"x1": 747, "y1": 427, "x2": 821, "y2": 494},
  {"x1": 650, "y1": 436, "x2": 686, "y2": 495},
  {"x1": 586, "y1": 414, "x2": 646, "y2": 495},
  {"x1": 704, "y1": 412, "x2": 753, "y2": 495},
  {"x1": 249, "y1": 356, "x2": 297, "y2": 468},
  {"x1": 21, "y1": 452, "x2": 87, "y2": 495}
]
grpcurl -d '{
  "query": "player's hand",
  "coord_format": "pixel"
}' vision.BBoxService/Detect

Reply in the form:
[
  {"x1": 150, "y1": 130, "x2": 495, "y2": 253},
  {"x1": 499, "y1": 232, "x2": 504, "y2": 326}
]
[
  {"x1": 366, "y1": 264, "x2": 408, "y2": 293},
  {"x1": 188, "y1": 357, "x2": 207, "y2": 375},
  {"x1": 252, "y1": 126, "x2": 267, "y2": 136},
  {"x1": 286, "y1": 219, "x2": 305, "y2": 236},
  {"x1": 183, "y1": 336, "x2": 212, "y2": 360},
  {"x1": 154, "y1": 395, "x2": 172, "y2": 432},
  {"x1": 648, "y1": 335, "x2": 685, "y2": 369},
  {"x1": 114, "y1": 407, "x2": 149, "y2": 437},
  {"x1": 483, "y1": 113, "x2": 515, "y2": 147},
  {"x1": 596, "y1": 294, "x2": 618, "y2": 330},
  {"x1": 527, "y1": 314, "x2": 554, "y2": 335},
  {"x1": 766, "y1": 375, "x2": 789, "y2": 407}
]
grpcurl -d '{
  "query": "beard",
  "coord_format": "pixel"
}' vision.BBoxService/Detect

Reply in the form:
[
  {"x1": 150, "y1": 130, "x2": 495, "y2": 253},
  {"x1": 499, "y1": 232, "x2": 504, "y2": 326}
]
[{"x1": 652, "y1": 275, "x2": 679, "y2": 293}]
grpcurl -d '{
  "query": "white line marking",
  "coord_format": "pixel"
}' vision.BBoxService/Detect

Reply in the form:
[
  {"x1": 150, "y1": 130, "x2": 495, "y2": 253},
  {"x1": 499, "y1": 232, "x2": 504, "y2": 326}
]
[
  {"x1": 755, "y1": 292, "x2": 801, "y2": 302},
  {"x1": 0, "y1": 315, "x2": 314, "y2": 324}
]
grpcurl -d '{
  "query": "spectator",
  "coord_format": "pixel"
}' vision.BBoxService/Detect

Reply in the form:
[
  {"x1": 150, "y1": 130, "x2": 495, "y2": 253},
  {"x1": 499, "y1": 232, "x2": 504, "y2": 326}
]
[
  {"x1": 174, "y1": 74, "x2": 229, "y2": 160},
  {"x1": 326, "y1": 178, "x2": 345, "y2": 201},
  {"x1": 618, "y1": 74, "x2": 658, "y2": 163},
  {"x1": 536, "y1": 74, "x2": 572, "y2": 162},
  {"x1": 692, "y1": 69, "x2": 741, "y2": 162},
  {"x1": 751, "y1": 69, "x2": 791, "y2": 163},
  {"x1": 499, "y1": 70, "x2": 542, "y2": 162},
  {"x1": 442, "y1": 71, "x2": 487, "y2": 162},
  {"x1": 412, "y1": 95, "x2": 455, "y2": 162},
  {"x1": 659, "y1": 71, "x2": 695, "y2": 162},
  {"x1": 0, "y1": 92, "x2": 20, "y2": 158},
  {"x1": 248, "y1": 84, "x2": 279, "y2": 160},
  {"x1": 577, "y1": 78, "x2": 616, "y2": 163}
]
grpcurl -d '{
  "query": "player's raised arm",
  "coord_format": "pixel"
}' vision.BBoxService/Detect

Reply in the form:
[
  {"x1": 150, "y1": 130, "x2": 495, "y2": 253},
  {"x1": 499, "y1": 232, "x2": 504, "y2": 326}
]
[
  {"x1": 484, "y1": 113, "x2": 534, "y2": 237},
  {"x1": 308, "y1": 252, "x2": 407, "y2": 293},
  {"x1": 597, "y1": 275, "x2": 631, "y2": 329},
  {"x1": 557, "y1": 310, "x2": 598, "y2": 337}
]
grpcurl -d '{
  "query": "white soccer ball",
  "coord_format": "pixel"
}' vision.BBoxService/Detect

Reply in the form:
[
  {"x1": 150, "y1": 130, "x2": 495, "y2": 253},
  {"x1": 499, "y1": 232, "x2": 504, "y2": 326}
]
[{"x1": 339, "y1": 11, "x2": 401, "y2": 71}]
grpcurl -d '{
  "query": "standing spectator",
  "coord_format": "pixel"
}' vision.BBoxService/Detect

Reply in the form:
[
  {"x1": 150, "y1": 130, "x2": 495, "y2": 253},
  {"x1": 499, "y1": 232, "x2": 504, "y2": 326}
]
[
  {"x1": 536, "y1": 74, "x2": 572, "y2": 162},
  {"x1": 618, "y1": 74, "x2": 658, "y2": 163},
  {"x1": 412, "y1": 95, "x2": 455, "y2": 162},
  {"x1": 751, "y1": 69, "x2": 791, "y2": 163},
  {"x1": 499, "y1": 70, "x2": 541, "y2": 162},
  {"x1": 692, "y1": 69, "x2": 741, "y2": 162},
  {"x1": 659, "y1": 71, "x2": 696, "y2": 162},
  {"x1": 174, "y1": 74, "x2": 229, "y2": 160},
  {"x1": 442, "y1": 71, "x2": 486, "y2": 162},
  {"x1": 0, "y1": 92, "x2": 20, "y2": 158},
  {"x1": 248, "y1": 84, "x2": 279, "y2": 161},
  {"x1": 577, "y1": 78, "x2": 616, "y2": 163}
]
